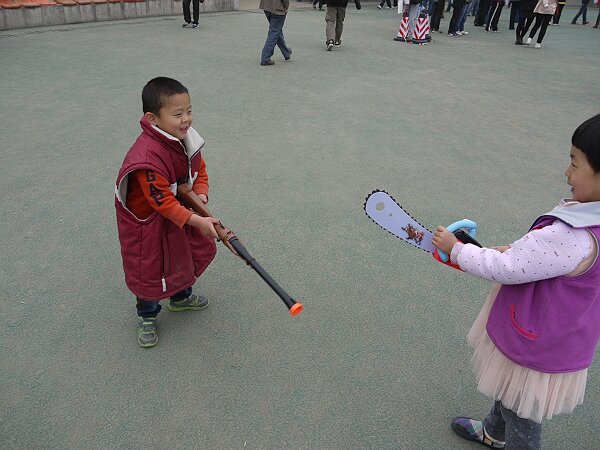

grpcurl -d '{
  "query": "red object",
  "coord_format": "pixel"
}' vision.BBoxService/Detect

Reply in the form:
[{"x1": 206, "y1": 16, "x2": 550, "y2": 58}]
[
  {"x1": 0, "y1": 0, "x2": 22, "y2": 8},
  {"x1": 289, "y1": 302, "x2": 303, "y2": 316},
  {"x1": 432, "y1": 248, "x2": 463, "y2": 271},
  {"x1": 14, "y1": 0, "x2": 57, "y2": 6},
  {"x1": 115, "y1": 117, "x2": 217, "y2": 301}
]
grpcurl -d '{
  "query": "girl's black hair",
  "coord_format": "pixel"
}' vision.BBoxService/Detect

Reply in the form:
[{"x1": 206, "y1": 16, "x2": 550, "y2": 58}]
[
  {"x1": 572, "y1": 114, "x2": 600, "y2": 173},
  {"x1": 142, "y1": 77, "x2": 188, "y2": 115}
]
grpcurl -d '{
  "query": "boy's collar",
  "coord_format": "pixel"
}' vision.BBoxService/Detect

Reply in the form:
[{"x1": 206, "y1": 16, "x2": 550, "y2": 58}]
[{"x1": 140, "y1": 116, "x2": 205, "y2": 158}]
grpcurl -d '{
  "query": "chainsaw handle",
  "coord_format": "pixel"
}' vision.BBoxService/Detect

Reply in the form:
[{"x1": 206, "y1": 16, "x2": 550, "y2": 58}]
[{"x1": 435, "y1": 219, "x2": 477, "y2": 263}]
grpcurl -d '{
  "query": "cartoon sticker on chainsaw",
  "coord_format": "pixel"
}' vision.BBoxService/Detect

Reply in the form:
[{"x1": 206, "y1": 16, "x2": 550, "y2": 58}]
[{"x1": 402, "y1": 223, "x2": 424, "y2": 244}]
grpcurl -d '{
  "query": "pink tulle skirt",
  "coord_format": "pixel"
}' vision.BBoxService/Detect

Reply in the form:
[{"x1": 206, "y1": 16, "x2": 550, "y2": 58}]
[{"x1": 468, "y1": 284, "x2": 587, "y2": 423}]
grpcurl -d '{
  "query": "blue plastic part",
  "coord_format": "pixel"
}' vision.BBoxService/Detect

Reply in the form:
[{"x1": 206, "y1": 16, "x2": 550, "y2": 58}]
[{"x1": 437, "y1": 219, "x2": 477, "y2": 262}]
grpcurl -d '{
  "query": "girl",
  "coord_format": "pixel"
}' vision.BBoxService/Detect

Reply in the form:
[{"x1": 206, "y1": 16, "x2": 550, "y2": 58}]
[
  {"x1": 433, "y1": 114, "x2": 600, "y2": 450},
  {"x1": 525, "y1": 0, "x2": 557, "y2": 48}
]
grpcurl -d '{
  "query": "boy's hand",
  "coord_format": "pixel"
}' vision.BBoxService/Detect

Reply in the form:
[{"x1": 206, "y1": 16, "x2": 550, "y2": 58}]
[
  {"x1": 197, "y1": 194, "x2": 208, "y2": 204},
  {"x1": 433, "y1": 226, "x2": 459, "y2": 255},
  {"x1": 186, "y1": 214, "x2": 219, "y2": 239}
]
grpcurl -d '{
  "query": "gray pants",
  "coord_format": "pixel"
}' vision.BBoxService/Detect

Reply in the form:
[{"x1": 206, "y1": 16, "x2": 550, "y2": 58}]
[
  {"x1": 404, "y1": 4, "x2": 420, "y2": 38},
  {"x1": 325, "y1": 6, "x2": 346, "y2": 42},
  {"x1": 484, "y1": 401, "x2": 542, "y2": 450}
]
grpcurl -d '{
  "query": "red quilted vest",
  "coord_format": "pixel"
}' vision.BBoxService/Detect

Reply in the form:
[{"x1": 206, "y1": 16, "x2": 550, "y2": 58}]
[{"x1": 115, "y1": 117, "x2": 216, "y2": 300}]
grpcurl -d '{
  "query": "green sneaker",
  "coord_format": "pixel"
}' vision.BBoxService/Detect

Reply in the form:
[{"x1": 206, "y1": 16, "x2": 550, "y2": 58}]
[
  {"x1": 167, "y1": 294, "x2": 209, "y2": 312},
  {"x1": 137, "y1": 317, "x2": 158, "y2": 348}
]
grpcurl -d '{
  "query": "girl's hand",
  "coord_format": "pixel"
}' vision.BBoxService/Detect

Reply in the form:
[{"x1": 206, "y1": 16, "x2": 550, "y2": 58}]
[
  {"x1": 197, "y1": 194, "x2": 208, "y2": 204},
  {"x1": 492, "y1": 245, "x2": 510, "y2": 253},
  {"x1": 433, "y1": 226, "x2": 459, "y2": 255}
]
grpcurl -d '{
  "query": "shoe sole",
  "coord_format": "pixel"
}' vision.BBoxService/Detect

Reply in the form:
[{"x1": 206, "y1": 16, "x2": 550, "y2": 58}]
[
  {"x1": 138, "y1": 338, "x2": 158, "y2": 348},
  {"x1": 167, "y1": 300, "x2": 210, "y2": 312}
]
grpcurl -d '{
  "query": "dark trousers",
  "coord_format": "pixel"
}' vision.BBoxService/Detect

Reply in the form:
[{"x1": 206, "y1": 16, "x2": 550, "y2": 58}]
[
  {"x1": 572, "y1": 0, "x2": 590, "y2": 23},
  {"x1": 529, "y1": 13, "x2": 551, "y2": 42},
  {"x1": 486, "y1": 1, "x2": 504, "y2": 30},
  {"x1": 430, "y1": 0, "x2": 447, "y2": 30},
  {"x1": 552, "y1": 2, "x2": 565, "y2": 23},
  {"x1": 474, "y1": 0, "x2": 491, "y2": 24},
  {"x1": 379, "y1": 0, "x2": 392, "y2": 7},
  {"x1": 509, "y1": 2, "x2": 520, "y2": 28},
  {"x1": 516, "y1": 11, "x2": 534, "y2": 38},
  {"x1": 449, "y1": 0, "x2": 467, "y2": 32},
  {"x1": 183, "y1": 0, "x2": 200, "y2": 24},
  {"x1": 136, "y1": 287, "x2": 192, "y2": 318},
  {"x1": 484, "y1": 401, "x2": 542, "y2": 450}
]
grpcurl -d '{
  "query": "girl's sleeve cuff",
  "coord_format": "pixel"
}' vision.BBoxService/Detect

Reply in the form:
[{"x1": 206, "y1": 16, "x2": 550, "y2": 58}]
[{"x1": 450, "y1": 242, "x2": 465, "y2": 265}]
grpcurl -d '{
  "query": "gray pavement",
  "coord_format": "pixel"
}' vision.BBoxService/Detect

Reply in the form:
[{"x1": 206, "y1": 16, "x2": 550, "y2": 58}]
[{"x1": 1, "y1": 4, "x2": 599, "y2": 449}]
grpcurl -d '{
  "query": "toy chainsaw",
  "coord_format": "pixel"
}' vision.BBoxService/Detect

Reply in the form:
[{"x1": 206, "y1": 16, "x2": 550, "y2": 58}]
[{"x1": 364, "y1": 190, "x2": 482, "y2": 270}]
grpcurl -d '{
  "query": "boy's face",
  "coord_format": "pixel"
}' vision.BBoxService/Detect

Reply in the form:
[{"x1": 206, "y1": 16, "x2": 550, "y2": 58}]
[
  {"x1": 145, "y1": 92, "x2": 192, "y2": 140},
  {"x1": 565, "y1": 145, "x2": 600, "y2": 203}
]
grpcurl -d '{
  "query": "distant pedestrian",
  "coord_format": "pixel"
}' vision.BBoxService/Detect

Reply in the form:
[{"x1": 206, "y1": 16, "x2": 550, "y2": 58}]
[
  {"x1": 515, "y1": 0, "x2": 536, "y2": 43},
  {"x1": 325, "y1": 0, "x2": 349, "y2": 50},
  {"x1": 259, "y1": 0, "x2": 292, "y2": 66},
  {"x1": 551, "y1": 0, "x2": 565, "y2": 24},
  {"x1": 572, "y1": 0, "x2": 590, "y2": 24},
  {"x1": 182, "y1": 0, "x2": 203, "y2": 28},
  {"x1": 526, "y1": 0, "x2": 557, "y2": 47},
  {"x1": 430, "y1": 0, "x2": 447, "y2": 31},
  {"x1": 485, "y1": 0, "x2": 506, "y2": 32}
]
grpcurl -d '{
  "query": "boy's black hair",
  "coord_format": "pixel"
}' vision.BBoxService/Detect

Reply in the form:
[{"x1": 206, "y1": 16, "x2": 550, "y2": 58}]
[
  {"x1": 142, "y1": 77, "x2": 189, "y2": 115},
  {"x1": 572, "y1": 114, "x2": 600, "y2": 173}
]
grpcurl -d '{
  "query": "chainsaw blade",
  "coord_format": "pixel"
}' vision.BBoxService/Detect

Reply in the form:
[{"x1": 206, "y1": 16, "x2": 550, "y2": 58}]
[{"x1": 364, "y1": 190, "x2": 436, "y2": 254}]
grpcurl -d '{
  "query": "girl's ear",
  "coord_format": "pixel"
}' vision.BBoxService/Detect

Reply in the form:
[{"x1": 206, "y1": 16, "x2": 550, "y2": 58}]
[{"x1": 145, "y1": 111, "x2": 158, "y2": 125}]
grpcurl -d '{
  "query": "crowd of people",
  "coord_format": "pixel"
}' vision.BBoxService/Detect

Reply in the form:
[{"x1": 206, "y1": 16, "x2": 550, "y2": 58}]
[
  {"x1": 382, "y1": 0, "x2": 600, "y2": 46},
  {"x1": 289, "y1": 0, "x2": 600, "y2": 51}
]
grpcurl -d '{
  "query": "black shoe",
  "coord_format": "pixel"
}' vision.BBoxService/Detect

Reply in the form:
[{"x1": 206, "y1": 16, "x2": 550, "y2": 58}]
[
  {"x1": 260, "y1": 59, "x2": 275, "y2": 66},
  {"x1": 192, "y1": 22, "x2": 199, "y2": 28},
  {"x1": 284, "y1": 48, "x2": 292, "y2": 60},
  {"x1": 326, "y1": 40, "x2": 334, "y2": 51},
  {"x1": 515, "y1": 39, "x2": 524, "y2": 45},
  {"x1": 583, "y1": 21, "x2": 589, "y2": 25},
  {"x1": 182, "y1": 22, "x2": 191, "y2": 28}
]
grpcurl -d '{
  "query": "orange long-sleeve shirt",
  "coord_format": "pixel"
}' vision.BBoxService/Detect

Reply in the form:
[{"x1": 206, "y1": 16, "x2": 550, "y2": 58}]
[{"x1": 125, "y1": 158, "x2": 209, "y2": 228}]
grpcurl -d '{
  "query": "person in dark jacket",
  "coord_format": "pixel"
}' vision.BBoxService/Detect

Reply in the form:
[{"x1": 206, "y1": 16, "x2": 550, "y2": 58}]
[
  {"x1": 515, "y1": 0, "x2": 537, "y2": 43},
  {"x1": 259, "y1": 0, "x2": 292, "y2": 66}
]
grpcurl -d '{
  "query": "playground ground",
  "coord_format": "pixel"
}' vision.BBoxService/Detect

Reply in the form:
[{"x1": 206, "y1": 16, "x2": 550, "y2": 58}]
[{"x1": 1, "y1": 2, "x2": 599, "y2": 448}]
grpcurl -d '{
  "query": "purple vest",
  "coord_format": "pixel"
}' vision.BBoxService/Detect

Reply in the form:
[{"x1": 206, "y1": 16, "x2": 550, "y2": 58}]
[
  {"x1": 115, "y1": 117, "x2": 216, "y2": 300},
  {"x1": 486, "y1": 216, "x2": 600, "y2": 373}
]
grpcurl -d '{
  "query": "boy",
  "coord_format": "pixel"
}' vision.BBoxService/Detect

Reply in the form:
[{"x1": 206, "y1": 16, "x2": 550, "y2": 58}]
[{"x1": 115, "y1": 77, "x2": 220, "y2": 348}]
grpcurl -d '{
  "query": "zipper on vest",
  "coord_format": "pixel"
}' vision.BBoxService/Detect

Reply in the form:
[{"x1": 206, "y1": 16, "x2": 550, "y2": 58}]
[{"x1": 161, "y1": 276, "x2": 167, "y2": 292}]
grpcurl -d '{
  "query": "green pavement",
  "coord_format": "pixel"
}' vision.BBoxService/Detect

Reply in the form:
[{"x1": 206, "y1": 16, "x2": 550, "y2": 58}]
[{"x1": 1, "y1": 5, "x2": 599, "y2": 449}]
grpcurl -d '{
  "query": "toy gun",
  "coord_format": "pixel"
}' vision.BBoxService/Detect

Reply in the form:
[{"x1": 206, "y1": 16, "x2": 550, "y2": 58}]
[{"x1": 177, "y1": 184, "x2": 303, "y2": 316}]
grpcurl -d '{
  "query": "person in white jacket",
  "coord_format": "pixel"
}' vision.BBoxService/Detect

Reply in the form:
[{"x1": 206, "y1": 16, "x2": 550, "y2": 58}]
[
  {"x1": 526, "y1": 0, "x2": 557, "y2": 47},
  {"x1": 402, "y1": 0, "x2": 422, "y2": 41}
]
